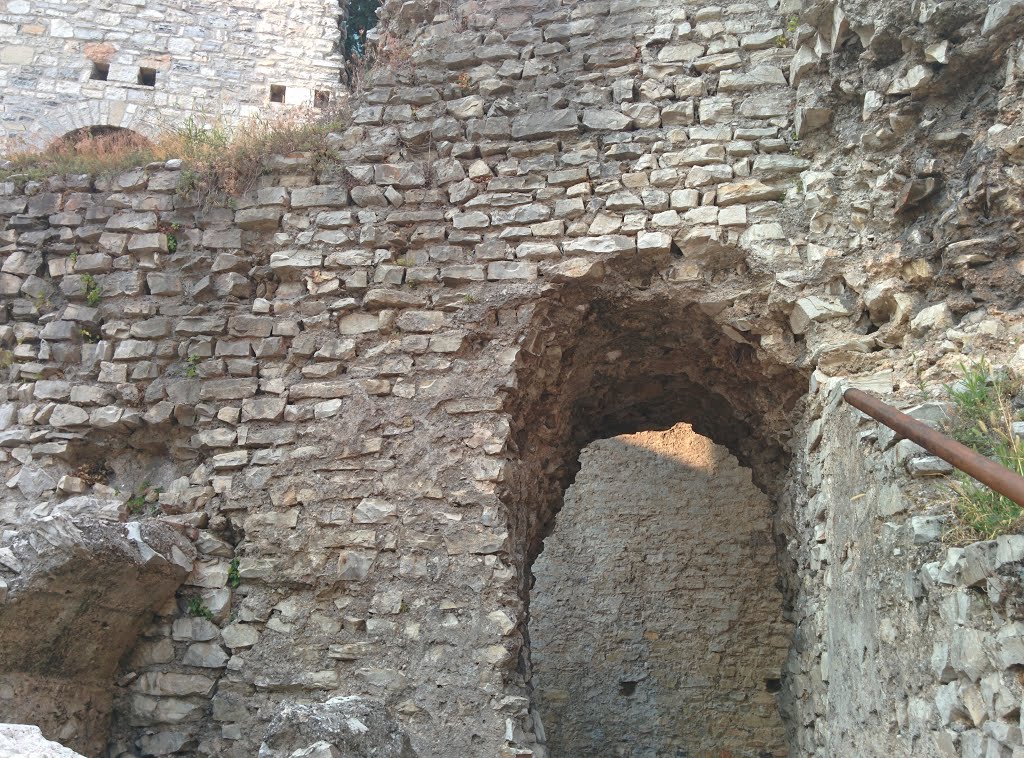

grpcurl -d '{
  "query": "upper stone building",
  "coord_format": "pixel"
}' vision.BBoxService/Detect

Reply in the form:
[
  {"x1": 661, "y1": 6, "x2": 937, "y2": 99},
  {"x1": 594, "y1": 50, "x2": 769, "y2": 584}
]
[{"x1": 0, "y1": 0, "x2": 349, "y2": 148}]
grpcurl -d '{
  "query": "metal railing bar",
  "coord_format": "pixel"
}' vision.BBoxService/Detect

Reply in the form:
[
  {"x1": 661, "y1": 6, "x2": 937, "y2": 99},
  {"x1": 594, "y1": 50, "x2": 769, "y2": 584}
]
[{"x1": 842, "y1": 387, "x2": 1024, "y2": 509}]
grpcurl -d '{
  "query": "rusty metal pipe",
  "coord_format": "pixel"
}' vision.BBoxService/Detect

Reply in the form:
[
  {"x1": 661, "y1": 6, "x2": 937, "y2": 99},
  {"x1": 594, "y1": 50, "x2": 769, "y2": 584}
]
[{"x1": 842, "y1": 387, "x2": 1024, "y2": 509}]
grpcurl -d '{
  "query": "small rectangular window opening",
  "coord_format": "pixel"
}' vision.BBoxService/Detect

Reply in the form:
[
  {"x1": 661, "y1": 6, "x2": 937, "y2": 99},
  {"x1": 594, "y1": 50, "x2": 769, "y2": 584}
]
[
  {"x1": 314, "y1": 90, "x2": 331, "y2": 109},
  {"x1": 90, "y1": 63, "x2": 109, "y2": 81},
  {"x1": 138, "y1": 67, "x2": 156, "y2": 87},
  {"x1": 270, "y1": 84, "x2": 286, "y2": 103}
]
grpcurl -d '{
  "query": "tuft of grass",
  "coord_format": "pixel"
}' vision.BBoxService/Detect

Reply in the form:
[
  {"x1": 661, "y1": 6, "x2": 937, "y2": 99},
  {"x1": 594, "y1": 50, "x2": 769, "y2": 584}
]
[
  {"x1": 227, "y1": 558, "x2": 241, "y2": 589},
  {"x1": 944, "y1": 359, "x2": 1024, "y2": 542},
  {"x1": 168, "y1": 109, "x2": 349, "y2": 205},
  {"x1": 81, "y1": 273, "x2": 102, "y2": 307},
  {"x1": 2, "y1": 106, "x2": 349, "y2": 203},
  {"x1": 1, "y1": 128, "x2": 161, "y2": 183}
]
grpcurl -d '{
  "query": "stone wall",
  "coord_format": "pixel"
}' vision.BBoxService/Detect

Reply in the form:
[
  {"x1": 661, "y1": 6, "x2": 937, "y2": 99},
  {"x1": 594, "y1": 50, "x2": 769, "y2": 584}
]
[
  {"x1": 0, "y1": 0, "x2": 347, "y2": 147},
  {"x1": 0, "y1": 0, "x2": 1022, "y2": 756},
  {"x1": 531, "y1": 424, "x2": 788, "y2": 757},
  {"x1": 782, "y1": 367, "x2": 1024, "y2": 757}
]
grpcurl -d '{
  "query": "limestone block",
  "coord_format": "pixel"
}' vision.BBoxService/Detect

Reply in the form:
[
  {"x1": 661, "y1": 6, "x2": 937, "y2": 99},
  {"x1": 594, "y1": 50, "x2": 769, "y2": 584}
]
[
  {"x1": 582, "y1": 109, "x2": 633, "y2": 130},
  {"x1": 396, "y1": 311, "x2": 445, "y2": 333},
  {"x1": 147, "y1": 273, "x2": 182, "y2": 296},
  {"x1": 887, "y1": 65, "x2": 934, "y2": 95},
  {"x1": 562, "y1": 236, "x2": 635, "y2": 254},
  {"x1": 910, "y1": 303, "x2": 955, "y2": 337},
  {"x1": 621, "y1": 102, "x2": 661, "y2": 127},
  {"x1": 241, "y1": 397, "x2": 286, "y2": 422},
  {"x1": 374, "y1": 164, "x2": 426, "y2": 189},
  {"x1": 182, "y1": 642, "x2": 229, "y2": 668},
  {"x1": 71, "y1": 253, "x2": 111, "y2": 273},
  {"x1": 637, "y1": 231, "x2": 672, "y2": 255},
  {"x1": 511, "y1": 110, "x2": 579, "y2": 140},
  {"x1": 339, "y1": 313, "x2": 380, "y2": 335},
  {"x1": 202, "y1": 229, "x2": 242, "y2": 249},
  {"x1": 0, "y1": 724, "x2": 85, "y2": 757},
  {"x1": 236, "y1": 207, "x2": 283, "y2": 230},
  {"x1": 353, "y1": 498, "x2": 397, "y2": 524},
  {"x1": 135, "y1": 672, "x2": 217, "y2": 697},
  {"x1": 720, "y1": 65, "x2": 787, "y2": 91},
  {"x1": 658, "y1": 42, "x2": 705, "y2": 62},
  {"x1": 222, "y1": 624, "x2": 260, "y2": 649},
  {"x1": 486, "y1": 261, "x2": 538, "y2": 280},
  {"x1": 105, "y1": 211, "x2": 157, "y2": 233},
  {"x1": 128, "y1": 233, "x2": 167, "y2": 255},
  {"x1": 291, "y1": 186, "x2": 349, "y2": 208},
  {"x1": 0, "y1": 45, "x2": 33, "y2": 64},
  {"x1": 717, "y1": 179, "x2": 785, "y2": 206},
  {"x1": 49, "y1": 404, "x2": 89, "y2": 427},
  {"x1": 790, "y1": 296, "x2": 851, "y2": 333},
  {"x1": 337, "y1": 551, "x2": 375, "y2": 581}
]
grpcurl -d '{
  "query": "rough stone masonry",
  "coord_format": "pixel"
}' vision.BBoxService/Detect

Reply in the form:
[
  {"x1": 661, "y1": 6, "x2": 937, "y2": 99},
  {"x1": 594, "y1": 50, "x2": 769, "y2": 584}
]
[
  {"x1": 0, "y1": 0, "x2": 348, "y2": 147},
  {"x1": 1, "y1": 0, "x2": 1024, "y2": 756}
]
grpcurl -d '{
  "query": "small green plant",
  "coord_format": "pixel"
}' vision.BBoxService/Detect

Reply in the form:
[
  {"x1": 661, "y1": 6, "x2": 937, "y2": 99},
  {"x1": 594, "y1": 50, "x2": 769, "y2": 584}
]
[
  {"x1": 185, "y1": 354, "x2": 201, "y2": 378},
  {"x1": 775, "y1": 34, "x2": 788, "y2": 48},
  {"x1": 79, "y1": 327, "x2": 100, "y2": 343},
  {"x1": 69, "y1": 250, "x2": 78, "y2": 268},
  {"x1": 125, "y1": 481, "x2": 157, "y2": 515},
  {"x1": 126, "y1": 493, "x2": 146, "y2": 514},
  {"x1": 227, "y1": 558, "x2": 241, "y2": 589},
  {"x1": 32, "y1": 291, "x2": 52, "y2": 312},
  {"x1": 394, "y1": 257, "x2": 412, "y2": 267},
  {"x1": 166, "y1": 234, "x2": 178, "y2": 254},
  {"x1": 81, "y1": 273, "x2": 101, "y2": 306},
  {"x1": 187, "y1": 596, "x2": 215, "y2": 621},
  {"x1": 176, "y1": 167, "x2": 200, "y2": 197},
  {"x1": 787, "y1": 15, "x2": 800, "y2": 33},
  {"x1": 462, "y1": 294, "x2": 478, "y2": 304},
  {"x1": 944, "y1": 360, "x2": 1024, "y2": 542}
]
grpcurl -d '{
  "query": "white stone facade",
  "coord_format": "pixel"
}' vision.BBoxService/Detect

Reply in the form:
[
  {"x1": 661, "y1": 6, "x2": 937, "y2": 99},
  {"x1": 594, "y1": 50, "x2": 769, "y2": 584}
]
[{"x1": 0, "y1": 0, "x2": 347, "y2": 148}]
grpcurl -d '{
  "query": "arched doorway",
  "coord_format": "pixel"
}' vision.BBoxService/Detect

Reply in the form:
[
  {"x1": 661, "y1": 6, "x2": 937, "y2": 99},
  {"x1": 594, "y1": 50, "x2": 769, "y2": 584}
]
[
  {"x1": 52, "y1": 125, "x2": 152, "y2": 152},
  {"x1": 499, "y1": 269, "x2": 807, "y2": 756}
]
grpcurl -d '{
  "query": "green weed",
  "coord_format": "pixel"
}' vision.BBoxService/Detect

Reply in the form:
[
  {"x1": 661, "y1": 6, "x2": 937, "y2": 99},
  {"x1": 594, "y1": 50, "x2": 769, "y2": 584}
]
[
  {"x1": 944, "y1": 360, "x2": 1024, "y2": 542},
  {"x1": 81, "y1": 274, "x2": 101, "y2": 307},
  {"x1": 187, "y1": 596, "x2": 215, "y2": 621}
]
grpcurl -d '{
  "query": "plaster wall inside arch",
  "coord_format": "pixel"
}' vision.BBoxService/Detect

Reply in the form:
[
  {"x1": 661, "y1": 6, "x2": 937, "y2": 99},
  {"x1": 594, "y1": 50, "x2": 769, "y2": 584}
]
[{"x1": 531, "y1": 423, "x2": 789, "y2": 757}]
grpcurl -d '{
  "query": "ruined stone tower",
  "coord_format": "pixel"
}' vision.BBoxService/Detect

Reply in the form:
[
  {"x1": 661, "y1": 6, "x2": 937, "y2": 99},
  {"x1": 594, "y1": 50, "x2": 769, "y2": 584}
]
[
  {"x1": 2, "y1": 0, "x2": 1024, "y2": 756},
  {"x1": 0, "y1": 0, "x2": 348, "y2": 147}
]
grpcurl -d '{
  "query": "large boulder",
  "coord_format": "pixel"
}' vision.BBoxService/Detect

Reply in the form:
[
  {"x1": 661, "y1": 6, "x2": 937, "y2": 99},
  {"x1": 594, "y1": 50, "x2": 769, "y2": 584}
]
[
  {"x1": 0, "y1": 724, "x2": 86, "y2": 758},
  {"x1": 0, "y1": 516, "x2": 195, "y2": 755}
]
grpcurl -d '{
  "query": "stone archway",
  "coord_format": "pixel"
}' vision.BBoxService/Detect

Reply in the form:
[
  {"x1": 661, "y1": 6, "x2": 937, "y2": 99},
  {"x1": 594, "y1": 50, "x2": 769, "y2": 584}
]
[
  {"x1": 53, "y1": 125, "x2": 153, "y2": 151},
  {"x1": 498, "y1": 264, "x2": 808, "y2": 756},
  {"x1": 29, "y1": 101, "x2": 163, "y2": 150}
]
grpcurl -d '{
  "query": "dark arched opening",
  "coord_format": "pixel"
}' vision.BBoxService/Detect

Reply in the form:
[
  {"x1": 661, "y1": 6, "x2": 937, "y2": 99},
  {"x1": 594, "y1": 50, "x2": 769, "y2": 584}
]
[
  {"x1": 52, "y1": 126, "x2": 152, "y2": 152},
  {"x1": 500, "y1": 268, "x2": 808, "y2": 755}
]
